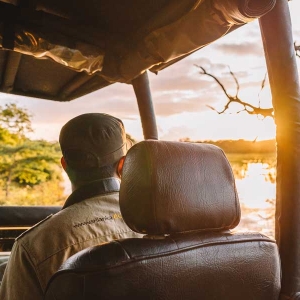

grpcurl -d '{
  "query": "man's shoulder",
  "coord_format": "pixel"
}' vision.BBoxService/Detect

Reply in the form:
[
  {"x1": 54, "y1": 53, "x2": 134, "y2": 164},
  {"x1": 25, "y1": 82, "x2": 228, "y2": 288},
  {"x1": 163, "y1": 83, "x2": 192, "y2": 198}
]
[
  {"x1": 14, "y1": 191, "x2": 132, "y2": 267},
  {"x1": 16, "y1": 214, "x2": 54, "y2": 241},
  {"x1": 16, "y1": 192, "x2": 122, "y2": 249}
]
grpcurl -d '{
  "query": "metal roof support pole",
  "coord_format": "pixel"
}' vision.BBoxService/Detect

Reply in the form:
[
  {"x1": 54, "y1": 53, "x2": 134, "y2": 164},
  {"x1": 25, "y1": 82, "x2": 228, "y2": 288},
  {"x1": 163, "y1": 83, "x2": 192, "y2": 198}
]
[
  {"x1": 259, "y1": 0, "x2": 300, "y2": 297},
  {"x1": 132, "y1": 71, "x2": 158, "y2": 140},
  {"x1": 2, "y1": 52, "x2": 22, "y2": 93}
]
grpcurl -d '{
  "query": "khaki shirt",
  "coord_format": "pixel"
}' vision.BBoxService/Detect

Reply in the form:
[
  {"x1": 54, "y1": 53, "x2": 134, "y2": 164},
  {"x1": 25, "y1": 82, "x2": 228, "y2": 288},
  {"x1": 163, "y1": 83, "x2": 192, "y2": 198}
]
[{"x1": 0, "y1": 178, "x2": 141, "y2": 300}]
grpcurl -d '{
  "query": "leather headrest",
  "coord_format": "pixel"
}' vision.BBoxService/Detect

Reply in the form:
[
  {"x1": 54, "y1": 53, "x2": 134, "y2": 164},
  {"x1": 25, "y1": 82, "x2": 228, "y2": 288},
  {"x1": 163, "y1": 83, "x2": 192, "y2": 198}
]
[{"x1": 120, "y1": 140, "x2": 240, "y2": 235}]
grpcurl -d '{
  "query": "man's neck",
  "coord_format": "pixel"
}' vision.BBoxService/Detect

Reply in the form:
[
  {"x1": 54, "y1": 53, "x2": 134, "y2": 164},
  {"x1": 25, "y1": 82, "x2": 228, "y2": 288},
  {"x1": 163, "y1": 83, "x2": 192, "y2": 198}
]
[
  {"x1": 63, "y1": 177, "x2": 121, "y2": 209},
  {"x1": 71, "y1": 175, "x2": 120, "y2": 192}
]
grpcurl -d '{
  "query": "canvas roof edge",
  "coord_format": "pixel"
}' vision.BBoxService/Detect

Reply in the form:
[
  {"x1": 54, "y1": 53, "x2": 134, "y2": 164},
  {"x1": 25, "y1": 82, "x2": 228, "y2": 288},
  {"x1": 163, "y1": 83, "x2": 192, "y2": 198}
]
[{"x1": 0, "y1": 0, "x2": 276, "y2": 101}]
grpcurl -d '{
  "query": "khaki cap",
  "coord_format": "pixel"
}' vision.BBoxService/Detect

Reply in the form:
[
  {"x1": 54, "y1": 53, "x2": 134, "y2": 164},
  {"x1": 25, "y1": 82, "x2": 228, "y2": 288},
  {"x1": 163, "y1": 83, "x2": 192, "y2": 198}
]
[{"x1": 59, "y1": 113, "x2": 130, "y2": 170}]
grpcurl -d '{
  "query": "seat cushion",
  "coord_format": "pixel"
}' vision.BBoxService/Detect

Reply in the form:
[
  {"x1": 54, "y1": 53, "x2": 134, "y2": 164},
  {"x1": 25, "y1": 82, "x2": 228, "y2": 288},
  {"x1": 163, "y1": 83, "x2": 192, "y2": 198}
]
[{"x1": 45, "y1": 231, "x2": 281, "y2": 300}]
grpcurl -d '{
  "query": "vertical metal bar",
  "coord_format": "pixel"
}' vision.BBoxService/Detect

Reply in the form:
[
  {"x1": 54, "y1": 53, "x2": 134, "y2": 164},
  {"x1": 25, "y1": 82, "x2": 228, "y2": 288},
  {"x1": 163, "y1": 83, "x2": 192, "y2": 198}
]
[
  {"x1": 1, "y1": 51, "x2": 22, "y2": 93},
  {"x1": 259, "y1": 0, "x2": 300, "y2": 297},
  {"x1": 132, "y1": 71, "x2": 158, "y2": 140}
]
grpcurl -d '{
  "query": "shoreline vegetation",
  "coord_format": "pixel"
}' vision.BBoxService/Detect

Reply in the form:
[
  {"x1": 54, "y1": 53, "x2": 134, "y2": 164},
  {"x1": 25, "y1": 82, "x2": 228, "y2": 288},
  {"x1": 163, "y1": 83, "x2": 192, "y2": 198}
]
[
  {"x1": 182, "y1": 139, "x2": 276, "y2": 182},
  {"x1": 179, "y1": 138, "x2": 276, "y2": 155}
]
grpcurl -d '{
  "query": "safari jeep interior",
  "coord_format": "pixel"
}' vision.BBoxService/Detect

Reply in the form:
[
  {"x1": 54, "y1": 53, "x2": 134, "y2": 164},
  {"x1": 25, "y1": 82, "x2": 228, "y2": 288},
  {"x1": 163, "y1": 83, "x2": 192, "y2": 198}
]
[{"x1": 0, "y1": 0, "x2": 299, "y2": 299}]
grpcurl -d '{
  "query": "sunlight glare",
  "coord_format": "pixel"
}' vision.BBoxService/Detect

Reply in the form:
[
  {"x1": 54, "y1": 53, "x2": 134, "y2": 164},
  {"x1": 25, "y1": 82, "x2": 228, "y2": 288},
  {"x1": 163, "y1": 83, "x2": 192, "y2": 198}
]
[{"x1": 236, "y1": 163, "x2": 275, "y2": 209}]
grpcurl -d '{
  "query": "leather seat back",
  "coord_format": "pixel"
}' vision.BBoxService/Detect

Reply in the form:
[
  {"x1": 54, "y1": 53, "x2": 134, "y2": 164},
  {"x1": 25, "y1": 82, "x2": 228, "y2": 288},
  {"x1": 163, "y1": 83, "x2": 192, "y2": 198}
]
[{"x1": 44, "y1": 141, "x2": 281, "y2": 300}]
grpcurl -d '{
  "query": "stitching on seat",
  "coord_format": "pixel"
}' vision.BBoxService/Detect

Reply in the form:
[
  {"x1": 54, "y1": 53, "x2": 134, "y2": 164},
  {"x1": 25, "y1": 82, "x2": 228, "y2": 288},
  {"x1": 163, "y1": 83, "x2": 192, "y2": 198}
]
[
  {"x1": 110, "y1": 238, "x2": 277, "y2": 268},
  {"x1": 144, "y1": 142, "x2": 158, "y2": 233},
  {"x1": 54, "y1": 236, "x2": 276, "y2": 275},
  {"x1": 220, "y1": 148, "x2": 241, "y2": 228},
  {"x1": 113, "y1": 240, "x2": 132, "y2": 259}
]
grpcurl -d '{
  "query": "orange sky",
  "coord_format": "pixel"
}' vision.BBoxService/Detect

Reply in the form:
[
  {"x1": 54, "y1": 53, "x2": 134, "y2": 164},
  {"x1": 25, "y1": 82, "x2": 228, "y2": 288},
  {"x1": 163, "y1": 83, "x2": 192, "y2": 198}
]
[{"x1": 0, "y1": 1, "x2": 299, "y2": 142}]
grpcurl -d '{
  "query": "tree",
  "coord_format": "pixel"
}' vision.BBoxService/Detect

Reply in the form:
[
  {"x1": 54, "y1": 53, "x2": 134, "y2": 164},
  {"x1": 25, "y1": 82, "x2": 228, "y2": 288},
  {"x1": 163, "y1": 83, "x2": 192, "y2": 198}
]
[
  {"x1": 0, "y1": 126, "x2": 20, "y2": 146},
  {"x1": 196, "y1": 42, "x2": 300, "y2": 119},
  {"x1": 126, "y1": 133, "x2": 138, "y2": 145},
  {"x1": 0, "y1": 140, "x2": 61, "y2": 199},
  {"x1": 295, "y1": 42, "x2": 300, "y2": 58},
  {"x1": 0, "y1": 103, "x2": 32, "y2": 139},
  {"x1": 196, "y1": 65, "x2": 274, "y2": 119},
  {"x1": 0, "y1": 103, "x2": 64, "y2": 204}
]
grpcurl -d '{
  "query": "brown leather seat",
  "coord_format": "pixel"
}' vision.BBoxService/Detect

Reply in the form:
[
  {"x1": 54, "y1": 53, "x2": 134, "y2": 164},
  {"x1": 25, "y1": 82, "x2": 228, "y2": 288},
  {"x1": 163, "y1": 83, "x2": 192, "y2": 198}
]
[{"x1": 44, "y1": 141, "x2": 281, "y2": 300}]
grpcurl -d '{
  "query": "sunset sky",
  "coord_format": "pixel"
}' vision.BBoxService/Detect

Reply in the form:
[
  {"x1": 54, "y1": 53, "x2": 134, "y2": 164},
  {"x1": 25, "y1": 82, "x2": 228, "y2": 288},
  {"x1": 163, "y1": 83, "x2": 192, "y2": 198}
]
[{"x1": 1, "y1": 1, "x2": 299, "y2": 142}]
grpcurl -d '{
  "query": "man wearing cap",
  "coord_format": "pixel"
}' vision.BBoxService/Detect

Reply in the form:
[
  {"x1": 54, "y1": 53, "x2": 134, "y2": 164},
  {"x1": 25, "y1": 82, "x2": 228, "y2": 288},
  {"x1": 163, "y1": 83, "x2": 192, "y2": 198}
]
[{"x1": 0, "y1": 113, "x2": 140, "y2": 300}]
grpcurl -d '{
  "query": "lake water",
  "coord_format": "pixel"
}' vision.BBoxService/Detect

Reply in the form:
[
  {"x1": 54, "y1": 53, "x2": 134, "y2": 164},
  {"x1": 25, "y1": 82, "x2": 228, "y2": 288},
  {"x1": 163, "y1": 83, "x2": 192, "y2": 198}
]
[{"x1": 230, "y1": 158, "x2": 276, "y2": 238}]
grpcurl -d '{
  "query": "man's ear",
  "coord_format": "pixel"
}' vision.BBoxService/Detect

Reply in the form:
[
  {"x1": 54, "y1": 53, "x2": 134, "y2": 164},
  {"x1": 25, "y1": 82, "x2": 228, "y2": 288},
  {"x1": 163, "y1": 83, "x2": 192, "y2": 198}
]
[
  {"x1": 117, "y1": 156, "x2": 126, "y2": 178},
  {"x1": 61, "y1": 156, "x2": 67, "y2": 171}
]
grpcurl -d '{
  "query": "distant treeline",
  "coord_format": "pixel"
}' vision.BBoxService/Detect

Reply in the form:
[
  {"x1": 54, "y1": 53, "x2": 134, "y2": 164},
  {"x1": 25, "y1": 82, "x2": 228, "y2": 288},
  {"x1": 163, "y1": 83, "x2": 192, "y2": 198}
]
[{"x1": 179, "y1": 138, "x2": 276, "y2": 154}]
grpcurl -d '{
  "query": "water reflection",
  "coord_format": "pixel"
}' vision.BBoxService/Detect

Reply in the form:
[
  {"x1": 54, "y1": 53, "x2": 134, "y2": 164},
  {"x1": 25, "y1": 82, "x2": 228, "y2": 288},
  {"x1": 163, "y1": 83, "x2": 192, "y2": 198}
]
[
  {"x1": 229, "y1": 159, "x2": 276, "y2": 238},
  {"x1": 236, "y1": 163, "x2": 275, "y2": 209}
]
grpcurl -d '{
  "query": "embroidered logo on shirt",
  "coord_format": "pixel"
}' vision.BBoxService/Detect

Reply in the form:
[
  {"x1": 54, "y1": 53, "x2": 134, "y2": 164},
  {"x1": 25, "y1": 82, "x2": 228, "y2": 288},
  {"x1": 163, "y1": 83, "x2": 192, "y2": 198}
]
[{"x1": 73, "y1": 213, "x2": 123, "y2": 228}]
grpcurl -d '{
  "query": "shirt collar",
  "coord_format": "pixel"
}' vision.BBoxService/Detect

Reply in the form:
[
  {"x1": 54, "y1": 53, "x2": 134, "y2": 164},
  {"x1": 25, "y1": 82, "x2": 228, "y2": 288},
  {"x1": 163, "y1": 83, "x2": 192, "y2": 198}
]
[{"x1": 62, "y1": 177, "x2": 120, "y2": 209}]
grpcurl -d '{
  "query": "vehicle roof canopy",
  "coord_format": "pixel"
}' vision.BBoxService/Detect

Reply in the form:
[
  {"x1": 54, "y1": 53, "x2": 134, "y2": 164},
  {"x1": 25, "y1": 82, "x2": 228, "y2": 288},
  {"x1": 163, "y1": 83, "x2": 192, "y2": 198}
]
[{"x1": 0, "y1": 0, "x2": 275, "y2": 101}]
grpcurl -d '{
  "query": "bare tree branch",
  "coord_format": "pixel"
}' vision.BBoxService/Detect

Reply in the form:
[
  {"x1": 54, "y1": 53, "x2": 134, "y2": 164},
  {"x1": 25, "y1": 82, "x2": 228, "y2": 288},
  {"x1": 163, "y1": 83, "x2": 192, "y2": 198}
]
[
  {"x1": 259, "y1": 72, "x2": 267, "y2": 94},
  {"x1": 195, "y1": 65, "x2": 232, "y2": 99},
  {"x1": 195, "y1": 41, "x2": 298, "y2": 119},
  {"x1": 295, "y1": 42, "x2": 300, "y2": 58},
  {"x1": 228, "y1": 66, "x2": 240, "y2": 97},
  {"x1": 195, "y1": 65, "x2": 274, "y2": 119},
  {"x1": 258, "y1": 72, "x2": 267, "y2": 107}
]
